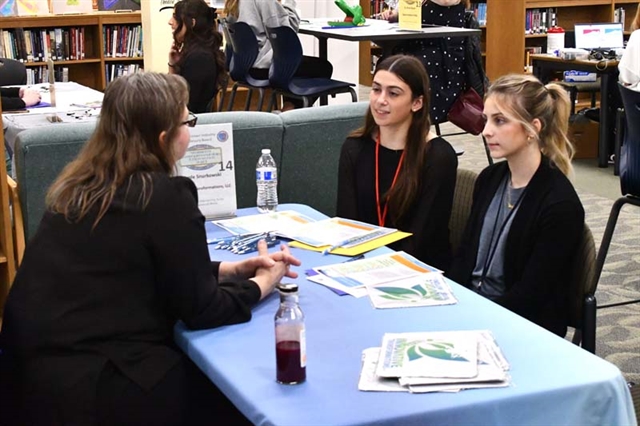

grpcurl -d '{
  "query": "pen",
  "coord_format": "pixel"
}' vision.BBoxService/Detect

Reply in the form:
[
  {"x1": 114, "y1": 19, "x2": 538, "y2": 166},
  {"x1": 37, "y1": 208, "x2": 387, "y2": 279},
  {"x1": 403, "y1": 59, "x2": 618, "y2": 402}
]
[
  {"x1": 321, "y1": 25, "x2": 359, "y2": 30},
  {"x1": 322, "y1": 235, "x2": 364, "y2": 255},
  {"x1": 342, "y1": 254, "x2": 365, "y2": 262}
]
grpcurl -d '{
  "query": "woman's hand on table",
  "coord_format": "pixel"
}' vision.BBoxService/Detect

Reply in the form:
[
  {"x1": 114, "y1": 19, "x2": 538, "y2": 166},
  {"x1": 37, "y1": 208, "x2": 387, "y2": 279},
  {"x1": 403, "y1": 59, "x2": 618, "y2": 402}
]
[{"x1": 20, "y1": 88, "x2": 41, "y2": 107}]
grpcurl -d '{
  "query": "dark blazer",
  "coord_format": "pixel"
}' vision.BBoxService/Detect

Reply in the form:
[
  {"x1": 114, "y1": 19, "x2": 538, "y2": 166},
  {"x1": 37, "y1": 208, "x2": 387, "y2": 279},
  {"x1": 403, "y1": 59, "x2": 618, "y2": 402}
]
[
  {"x1": 337, "y1": 135, "x2": 458, "y2": 271},
  {"x1": 1, "y1": 87, "x2": 25, "y2": 111},
  {"x1": 1, "y1": 174, "x2": 260, "y2": 412},
  {"x1": 448, "y1": 157, "x2": 584, "y2": 336}
]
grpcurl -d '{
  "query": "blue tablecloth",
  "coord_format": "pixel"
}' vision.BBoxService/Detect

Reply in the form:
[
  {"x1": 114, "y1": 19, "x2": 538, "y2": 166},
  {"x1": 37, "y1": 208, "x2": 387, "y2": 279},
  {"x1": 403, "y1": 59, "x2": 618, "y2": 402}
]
[{"x1": 175, "y1": 204, "x2": 637, "y2": 426}]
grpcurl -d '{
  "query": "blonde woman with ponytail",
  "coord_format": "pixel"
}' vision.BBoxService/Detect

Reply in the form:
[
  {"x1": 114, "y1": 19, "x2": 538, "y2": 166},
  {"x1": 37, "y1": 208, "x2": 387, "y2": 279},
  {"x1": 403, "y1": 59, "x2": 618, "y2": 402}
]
[{"x1": 448, "y1": 74, "x2": 584, "y2": 338}]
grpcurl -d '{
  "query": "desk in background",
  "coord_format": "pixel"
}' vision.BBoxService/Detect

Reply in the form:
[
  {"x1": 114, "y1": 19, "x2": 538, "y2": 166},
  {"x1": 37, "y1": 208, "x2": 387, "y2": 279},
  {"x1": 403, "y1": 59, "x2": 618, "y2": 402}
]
[
  {"x1": 175, "y1": 204, "x2": 636, "y2": 426},
  {"x1": 530, "y1": 54, "x2": 620, "y2": 168}
]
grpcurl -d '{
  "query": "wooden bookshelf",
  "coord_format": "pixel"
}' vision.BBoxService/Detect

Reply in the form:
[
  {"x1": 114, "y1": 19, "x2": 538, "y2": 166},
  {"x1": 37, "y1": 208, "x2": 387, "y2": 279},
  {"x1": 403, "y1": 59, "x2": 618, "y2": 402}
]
[
  {"x1": 0, "y1": 11, "x2": 143, "y2": 90},
  {"x1": 0, "y1": 106, "x2": 17, "y2": 327}
]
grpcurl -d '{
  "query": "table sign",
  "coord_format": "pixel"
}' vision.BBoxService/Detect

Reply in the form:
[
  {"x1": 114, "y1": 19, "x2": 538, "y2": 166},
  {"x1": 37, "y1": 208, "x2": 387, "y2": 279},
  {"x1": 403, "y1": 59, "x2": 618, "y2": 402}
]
[
  {"x1": 178, "y1": 123, "x2": 236, "y2": 219},
  {"x1": 399, "y1": 0, "x2": 421, "y2": 31}
]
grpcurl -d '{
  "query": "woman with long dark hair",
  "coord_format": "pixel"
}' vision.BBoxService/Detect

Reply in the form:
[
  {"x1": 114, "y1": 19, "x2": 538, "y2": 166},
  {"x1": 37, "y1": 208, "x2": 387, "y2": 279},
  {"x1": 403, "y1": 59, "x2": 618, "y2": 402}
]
[
  {"x1": 168, "y1": 0, "x2": 227, "y2": 112},
  {"x1": 337, "y1": 54, "x2": 458, "y2": 271}
]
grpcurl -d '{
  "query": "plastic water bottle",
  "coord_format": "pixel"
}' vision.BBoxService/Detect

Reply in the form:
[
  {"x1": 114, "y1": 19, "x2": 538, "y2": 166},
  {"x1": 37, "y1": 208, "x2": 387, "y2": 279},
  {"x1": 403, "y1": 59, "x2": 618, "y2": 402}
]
[
  {"x1": 275, "y1": 283, "x2": 306, "y2": 384},
  {"x1": 256, "y1": 148, "x2": 278, "y2": 213}
]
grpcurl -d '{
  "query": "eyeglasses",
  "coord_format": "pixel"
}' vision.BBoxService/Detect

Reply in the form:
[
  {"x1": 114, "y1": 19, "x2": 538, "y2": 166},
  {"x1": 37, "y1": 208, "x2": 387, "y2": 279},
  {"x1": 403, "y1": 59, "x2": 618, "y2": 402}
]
[{"x1": 182, "y1": 112, "x2": 197, "y2": 128}]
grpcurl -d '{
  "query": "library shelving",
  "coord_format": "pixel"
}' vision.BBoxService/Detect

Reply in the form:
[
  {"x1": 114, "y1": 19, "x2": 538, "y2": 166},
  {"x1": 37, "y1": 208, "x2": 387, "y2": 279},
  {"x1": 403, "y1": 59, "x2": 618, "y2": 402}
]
[{"x1": 0, "y1": 11, "x2": 143, "y2": 90}]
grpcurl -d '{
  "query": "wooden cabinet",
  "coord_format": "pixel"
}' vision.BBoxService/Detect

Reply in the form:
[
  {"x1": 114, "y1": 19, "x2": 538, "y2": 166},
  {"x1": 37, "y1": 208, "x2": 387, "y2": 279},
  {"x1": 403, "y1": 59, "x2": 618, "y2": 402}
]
[
  {"x1": 485, "y1": 0, "x2": 638, "y2": 81},
  {"x1": 0, "y1": 12, "x2": 143, "y2": 91}
]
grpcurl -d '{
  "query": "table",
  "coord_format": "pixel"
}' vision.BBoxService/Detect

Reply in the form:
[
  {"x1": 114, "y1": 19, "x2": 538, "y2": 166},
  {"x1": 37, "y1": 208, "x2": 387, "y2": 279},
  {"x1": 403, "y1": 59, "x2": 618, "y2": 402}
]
[
  {"x1": 530, "y1": 54, "x2": 620, "y2": 168},
  {"x1": 298, "y1": 19, "x2": 480, "y2": 104},
  {"x1": 175, "y1": 204, "x2": 637, "y2": 426},
  {"x1": 2, "y1": 82, "x2": 103, "y2": 175}
]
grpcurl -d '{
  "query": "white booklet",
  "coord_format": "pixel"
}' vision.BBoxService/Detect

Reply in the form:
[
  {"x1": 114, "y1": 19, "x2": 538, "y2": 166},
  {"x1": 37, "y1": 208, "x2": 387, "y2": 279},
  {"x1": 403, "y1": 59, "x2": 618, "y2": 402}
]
[
  {"x1": 367, "y1": 273, "x2": 457, "y2": 309},
  {"x1": 212, "y1": 210, "x2": 315, "y2": 236},
  {"x1": 376, "y1": 332, "x2": 478, "y2": 379}
]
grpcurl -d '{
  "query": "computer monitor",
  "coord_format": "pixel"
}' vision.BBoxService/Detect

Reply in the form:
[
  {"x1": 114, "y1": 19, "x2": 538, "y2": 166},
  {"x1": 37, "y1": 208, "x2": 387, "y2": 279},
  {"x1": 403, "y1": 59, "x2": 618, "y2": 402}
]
[{"x1": 574, "y1": 23, "x2": 624, "y2": 50}]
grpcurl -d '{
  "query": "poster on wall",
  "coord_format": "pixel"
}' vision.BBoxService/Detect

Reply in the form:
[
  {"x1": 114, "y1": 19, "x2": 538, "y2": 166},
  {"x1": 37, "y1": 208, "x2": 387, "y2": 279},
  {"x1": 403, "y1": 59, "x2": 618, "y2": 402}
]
[
  {"x1": 51, "y1": 0, "x2": 93, "y2": 14},
  {"x1": 0, "y1": 0, "x2": 18, "y2": 16},
  {"x1": 177, "y1": 123, "x2": 237, "y2": 219},
  {"x1": 98, "y1": 0, "x2": 140, "y2": 11},
  {"x1": 17, "y1": 0, "x2": 50, "y2": 15}
]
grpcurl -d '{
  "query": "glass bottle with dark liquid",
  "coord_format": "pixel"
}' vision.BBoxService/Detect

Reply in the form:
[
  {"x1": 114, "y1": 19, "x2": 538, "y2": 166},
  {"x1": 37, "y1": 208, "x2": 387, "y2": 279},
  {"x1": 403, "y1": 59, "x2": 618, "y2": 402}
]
[{"x1": 275, "y1": 283, "x2": 306, "y2": 384}]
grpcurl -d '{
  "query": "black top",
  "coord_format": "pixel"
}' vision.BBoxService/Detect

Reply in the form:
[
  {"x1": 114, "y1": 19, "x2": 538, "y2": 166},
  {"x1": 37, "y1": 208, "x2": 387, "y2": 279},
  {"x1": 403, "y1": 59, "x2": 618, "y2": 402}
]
[
  {"x1": 1, "y1": 87, "x2": 25, "y2": 111},
  {"x1": 178, "y1": 46, "x2": 219, "y2": 113},
  {"x1": 2, "y1": 174, "x2": 261, "y2": 395},
  {"x1": 448, "y1": 158, "x2": 585, "y2": 337},
  {"x1": 337, "y1": 135, "x2": 458, "y2": 271}
]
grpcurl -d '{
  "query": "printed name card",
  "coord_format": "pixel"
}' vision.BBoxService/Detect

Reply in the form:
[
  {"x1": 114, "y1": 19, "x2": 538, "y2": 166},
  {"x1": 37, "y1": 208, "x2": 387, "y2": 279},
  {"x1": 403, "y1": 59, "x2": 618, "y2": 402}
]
[
  {"x1": 399, "y1": 0, "x2": 421, "y2": 31},
  {"x1": 178, "y1": 123, "x2": 237, "y2": 219}
]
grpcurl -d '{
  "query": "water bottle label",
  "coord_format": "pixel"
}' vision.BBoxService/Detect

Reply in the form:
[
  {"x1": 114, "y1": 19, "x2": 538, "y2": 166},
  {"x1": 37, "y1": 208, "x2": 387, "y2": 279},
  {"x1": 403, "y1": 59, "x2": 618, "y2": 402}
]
[
  {"x1": 256, "y1": 169, "x2": 276, "y2": 181},
  {"x1": 299, "y1": 328, "x2": 306, "y2": 367}
]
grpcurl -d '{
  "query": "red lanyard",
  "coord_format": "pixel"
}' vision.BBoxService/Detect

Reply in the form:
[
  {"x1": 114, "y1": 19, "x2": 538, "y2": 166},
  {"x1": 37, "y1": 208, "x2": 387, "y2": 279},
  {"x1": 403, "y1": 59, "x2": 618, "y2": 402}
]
[{"x1": 375, "y1": 134, "x2": 405, "y2": 227}]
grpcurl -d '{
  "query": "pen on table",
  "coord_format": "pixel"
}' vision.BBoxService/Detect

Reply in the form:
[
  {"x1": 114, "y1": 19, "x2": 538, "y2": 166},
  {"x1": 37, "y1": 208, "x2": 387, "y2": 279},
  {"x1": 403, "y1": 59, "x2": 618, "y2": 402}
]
[
  {"x1": 322, "y1": 235, "x2": 363, "y2": 255},
  {"x1": 342, "y1": 254, "x2": 365, "y2": 263}
]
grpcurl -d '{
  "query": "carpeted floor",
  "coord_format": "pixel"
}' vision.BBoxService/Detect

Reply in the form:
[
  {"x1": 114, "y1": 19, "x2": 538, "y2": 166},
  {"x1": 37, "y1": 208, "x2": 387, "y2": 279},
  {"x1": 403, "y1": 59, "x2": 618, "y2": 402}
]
[{"x1": 440, "y1": 122, "x2": 640, "y2": 386}]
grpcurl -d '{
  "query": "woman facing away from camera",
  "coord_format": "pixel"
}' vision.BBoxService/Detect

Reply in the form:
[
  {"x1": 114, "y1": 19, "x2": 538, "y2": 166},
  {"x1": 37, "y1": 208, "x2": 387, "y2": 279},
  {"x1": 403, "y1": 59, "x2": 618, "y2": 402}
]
[
  {"x1": 619, "y1": 5, "x2": 640, "y2": 91},
  {"x1": 168, "y1": 0, "x2": 227, "y2": 113},
  {"x1": 337, "y1": 54, "x2": 458, "y2": 272},
  {"x1": 448, "y1": 74, "x2": 585, "y2": 337},
  {"x1": 223, "y1": 0, "x2": 333, "y2": 110},
  {"x1": 0, "y1": 72, "x2": 300, "y2": 425}
]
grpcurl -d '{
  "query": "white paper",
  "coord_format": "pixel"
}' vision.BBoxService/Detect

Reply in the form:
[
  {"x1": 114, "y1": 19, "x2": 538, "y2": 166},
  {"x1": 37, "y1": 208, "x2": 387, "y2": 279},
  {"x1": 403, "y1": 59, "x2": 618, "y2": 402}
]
[
  {"x1": 177, "y1": 123, "x2": 236, "y2": 219},
  {"x1": 285, "y1": 217, "x2": 395, "y2": 248},
  {"x1": 367, "y1": 273, "x2": 457, "y2": 309},
  {"x1": 358, "y1": 348, "x2": 407, "y2": 392},
  {"x1": 212, "y1": 210, "x2": 315, "y2": 235},
  {"x1": 376, "y1": 332, "x2": 478, "y2": 379}
]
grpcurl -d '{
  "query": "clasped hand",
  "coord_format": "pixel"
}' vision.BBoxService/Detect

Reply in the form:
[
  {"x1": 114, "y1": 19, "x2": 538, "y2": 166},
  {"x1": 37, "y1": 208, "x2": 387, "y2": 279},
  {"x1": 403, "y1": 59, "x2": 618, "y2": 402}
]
[{"x1": 220, "y1": 240, "x2": 302, "y2": 299}]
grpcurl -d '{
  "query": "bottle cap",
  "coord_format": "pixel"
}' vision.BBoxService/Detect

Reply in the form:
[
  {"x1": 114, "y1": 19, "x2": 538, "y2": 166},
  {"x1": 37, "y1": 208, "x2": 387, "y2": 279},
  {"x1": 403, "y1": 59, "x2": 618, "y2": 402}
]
[
  {"x1": 262, "y1": 148, "x2": 271, "y2": 154},
  {"x1": 277, "y1": 283, "x2": 299, "y2": 293}
]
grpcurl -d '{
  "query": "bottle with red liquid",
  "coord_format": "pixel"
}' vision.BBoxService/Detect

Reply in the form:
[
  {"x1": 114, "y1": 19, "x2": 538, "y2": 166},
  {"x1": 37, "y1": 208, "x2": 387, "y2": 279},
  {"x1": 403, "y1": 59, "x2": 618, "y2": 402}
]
[{"x1": 275, "y1": 283, "x2": 306, "y2": 384}]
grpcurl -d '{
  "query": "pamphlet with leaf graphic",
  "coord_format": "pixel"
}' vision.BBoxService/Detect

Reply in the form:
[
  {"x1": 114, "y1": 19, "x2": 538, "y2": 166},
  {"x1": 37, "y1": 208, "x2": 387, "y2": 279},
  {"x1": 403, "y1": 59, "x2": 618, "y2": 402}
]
[
  {"x1": 367, "y1": 273, "x2": 456, "y2": 309},
  {"x1": 376, "y1": 332, "x2": 478, "y2": 379}
]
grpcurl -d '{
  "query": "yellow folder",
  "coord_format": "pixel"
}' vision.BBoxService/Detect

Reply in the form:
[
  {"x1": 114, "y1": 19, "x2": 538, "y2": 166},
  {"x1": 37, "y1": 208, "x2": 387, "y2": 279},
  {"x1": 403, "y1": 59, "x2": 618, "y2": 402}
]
[{"x1": 288, "y1": 231, "x2": 412, "y2": 256}]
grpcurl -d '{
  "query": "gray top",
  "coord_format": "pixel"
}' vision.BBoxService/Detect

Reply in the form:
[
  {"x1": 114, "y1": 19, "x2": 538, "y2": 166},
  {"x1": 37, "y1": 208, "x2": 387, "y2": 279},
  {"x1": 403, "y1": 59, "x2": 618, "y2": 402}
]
[
  {"x1": 233, "y1": 0, "x2": 299, "y2": 69},
  {"x1": 471, "y1": 178, "x2": 526, "y2": 299}
]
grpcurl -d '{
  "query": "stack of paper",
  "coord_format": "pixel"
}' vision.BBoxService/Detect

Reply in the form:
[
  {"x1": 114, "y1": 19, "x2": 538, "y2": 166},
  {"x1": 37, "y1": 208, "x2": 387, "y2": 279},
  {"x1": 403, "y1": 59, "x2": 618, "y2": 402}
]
[
  {"x1": 307, "y1": 251, "x2": 442, "y2": 298},
  {"x1": 358, "y1": 331, "x2": 510, "y2": 393},
  {"x1": 213, "y1": 212, "x2": 410, "y2": 256}
]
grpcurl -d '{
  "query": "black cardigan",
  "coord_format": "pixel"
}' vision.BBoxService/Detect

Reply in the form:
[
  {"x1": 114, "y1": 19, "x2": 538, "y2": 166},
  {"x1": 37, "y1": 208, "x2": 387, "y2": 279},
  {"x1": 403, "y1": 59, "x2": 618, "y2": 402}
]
[
  {"x1": 1, "y1": 87, "x2": 26, "y2": 111},
  {"x1": 177, "y1": 46, "x2": 219, "y2": 113},
  {"x1": 2, "y1": 174, "x2": 261, "y2": 400},
  {"x1": 448, "y1": 157, "x2": 584, "y2": 337}
]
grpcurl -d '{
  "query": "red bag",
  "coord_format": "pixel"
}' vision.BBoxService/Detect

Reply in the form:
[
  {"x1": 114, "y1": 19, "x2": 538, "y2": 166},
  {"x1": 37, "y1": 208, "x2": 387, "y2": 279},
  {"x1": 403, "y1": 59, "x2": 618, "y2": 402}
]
[{"x1": 447, "y1": 87, "x2": 485, "y2": 136}]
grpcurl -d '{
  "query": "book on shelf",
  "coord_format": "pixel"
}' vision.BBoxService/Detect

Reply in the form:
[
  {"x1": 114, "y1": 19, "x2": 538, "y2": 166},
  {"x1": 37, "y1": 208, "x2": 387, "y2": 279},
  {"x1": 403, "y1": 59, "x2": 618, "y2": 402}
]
[
  {"x1": 103, "y1": 24, "x2": 143, "y2": 58},
  {"x1": 614, "y1": 7, "x2": 626, "y2": 31},
  {"x1": 525, "y1": 8, "x2": 557, "y2": 35},
  {"x1": 469, "y1": 3, "x2": 486, "y2": 26},
  {"x1": 98, "y1": 0, "x2": 140, "y2": 11}
]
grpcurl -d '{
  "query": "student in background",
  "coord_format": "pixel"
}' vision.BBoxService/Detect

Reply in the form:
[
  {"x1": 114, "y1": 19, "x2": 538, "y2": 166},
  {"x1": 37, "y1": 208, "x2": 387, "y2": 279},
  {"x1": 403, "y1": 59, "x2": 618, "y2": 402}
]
[
  {"x1": 377, "y1": 0, "x2": 467, "y2": 124},
  {"x1": 168, "y1": 0, "x2": 227, "y2": 113},
  {"x1": 448, "y1": 74, "x2": 585, "y2": 338},
  {"x1": 619, "y1": 6, "x2": 640, "y2": 91},
  {"x1": 337, "y1": 54, "x2": 458, "y2": 271},
  {"x1": 223, "y1": 0, "x2": 333, "y2": 110},
  {"x1": 0, "y1": 72, "x2": 300, "y2": 425},
  {"x1": 0, "y1": 87, "x2": 41, "y2": 111}
]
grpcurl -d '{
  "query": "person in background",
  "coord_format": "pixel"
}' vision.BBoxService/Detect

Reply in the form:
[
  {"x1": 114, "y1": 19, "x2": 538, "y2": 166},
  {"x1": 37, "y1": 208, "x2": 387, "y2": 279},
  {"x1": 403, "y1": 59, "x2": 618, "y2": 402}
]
[
  {"x1": 377, "y1": 0, "x2": 467, "y2": 124},
  {"x1": 448, "y1": 74, "x2": 585, "y2": 338},
  {"x1": 1, "y1": 86, "x2": 41, "y2": 111},
  {"x1": 223, "y1": 0, "x2": 333, "y2": 110},
  {"x1": 337, "y1": 54, "x2": 458, "y2": 271},
  {"x1": 168, "y1": 0, "x2": 227, "y2": 113},
  {"x1": 618, "y1": 5, "x2": 640, "y2": 91},
  {"x1": 0, "y1": 72, "x2": 300, "y2": 425}
]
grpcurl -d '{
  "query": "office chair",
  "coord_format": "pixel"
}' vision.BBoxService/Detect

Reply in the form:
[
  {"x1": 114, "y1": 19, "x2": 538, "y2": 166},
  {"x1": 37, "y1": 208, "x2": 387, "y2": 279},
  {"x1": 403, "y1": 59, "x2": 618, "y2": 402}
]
[
  {"x1": 264, "y1": 25, "x2": 357, "y2": 110},
  {"x1": 594, "y1": 83, "x2": 640, "y2": 309},
  {"x1": 448, "y1": 168, "x2": 477, "y2": 255},
  {"x1": 0, "y1": 58, "x2": 27, "y2": 86},
  {"x1": 222, "y1": 21, "x2": 272, "y2": 111},
  {"x1": 567, "y1": 224, "x2": 597, "y2": 354}
]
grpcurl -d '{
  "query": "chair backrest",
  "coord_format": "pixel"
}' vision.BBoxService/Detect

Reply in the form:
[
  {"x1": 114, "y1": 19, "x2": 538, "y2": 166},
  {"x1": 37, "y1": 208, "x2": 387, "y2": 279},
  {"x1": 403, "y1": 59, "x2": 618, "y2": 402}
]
[
  {"x1": 448, "y1": 168, "x2": 478, "y2": 255},
  {"x1": 567, "y1": 223, "x2": 597, "y2": 336},
  {"x1": 265, "y1": 26, "x2": 303, "y2": 90},
  {"x1": 0, "y1": 58, "x2": 27, "y2": 86},
  {"x1": 224, "y1": 21, "x2": 260, "y2": 83},
  {"x1": 15, "y1": 122, "x2": 96, "y2": 241},
  {"x1": 618, "y1": 83, "x2": 640, "y2": 197},
  {"x1": 279, "y1": 102, "x2": 369, "y2": 216}
]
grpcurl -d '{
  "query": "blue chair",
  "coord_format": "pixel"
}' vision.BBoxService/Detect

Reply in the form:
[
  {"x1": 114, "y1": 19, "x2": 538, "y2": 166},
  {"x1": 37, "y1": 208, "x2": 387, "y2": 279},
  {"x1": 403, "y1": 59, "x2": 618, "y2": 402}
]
[
  {"x1": 222, "y1": 21, "x2": 271, "y2": 111},
  {"x1": 594, "y1": 83, "x2": 640, "y2": 309},
  {"x1": 264, "y1": 25, "x2": 357, "y2": 110}
]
